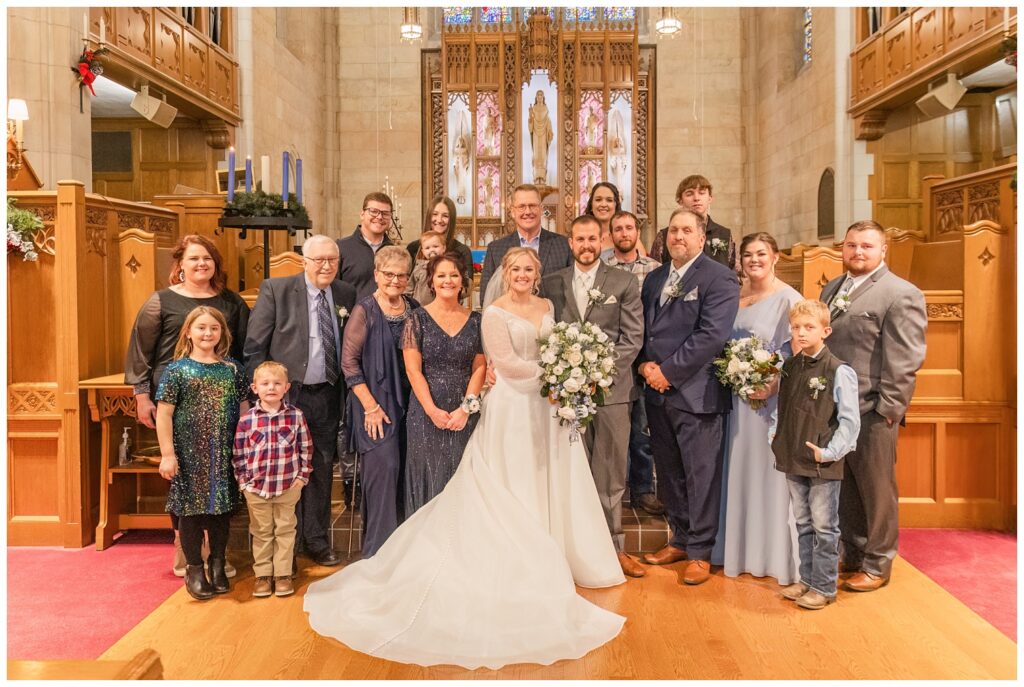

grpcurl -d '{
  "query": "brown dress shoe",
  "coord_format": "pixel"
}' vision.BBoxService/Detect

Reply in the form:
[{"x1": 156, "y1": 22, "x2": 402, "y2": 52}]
[
  {"x1": 618, "y1": 552, "x2": 647, "y2": 578},
  {"x1": 796, "y1": 590, "x2": 836, "y2": 610},
  {"x1": 683, "y1": 559, "x2": 711, "y2": 585},
  {"x1": 274, "y1": 576, "x2": 295, "y2": 597},
  {"x1": 780, "y1": 582, "x2": 810, "y2": 600},
  {"x1": 643, "y1": 544, "x2": 687, "y2": 566},
  {"x1": 844, "y1": 571, "x2": 889, "y2": 592},
  {"x1": 253, "y1": 576, "x2": 273, "y2": 598}
]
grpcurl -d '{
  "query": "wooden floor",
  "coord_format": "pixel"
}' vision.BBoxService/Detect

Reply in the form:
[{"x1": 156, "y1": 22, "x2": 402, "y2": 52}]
[{"x1": 99, "y1": 556, "x2": 1016, "y2": 679}]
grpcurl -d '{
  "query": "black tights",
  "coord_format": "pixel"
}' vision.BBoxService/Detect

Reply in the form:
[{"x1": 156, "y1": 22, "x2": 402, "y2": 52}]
[{"x1": 178, "y1": 513, "x2": 230, "y2": 566}]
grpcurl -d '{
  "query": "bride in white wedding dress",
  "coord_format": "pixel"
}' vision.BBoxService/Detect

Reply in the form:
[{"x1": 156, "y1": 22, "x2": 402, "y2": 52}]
[{"x1": 304, "y1": 248, "x2": 625, "y2": 670}]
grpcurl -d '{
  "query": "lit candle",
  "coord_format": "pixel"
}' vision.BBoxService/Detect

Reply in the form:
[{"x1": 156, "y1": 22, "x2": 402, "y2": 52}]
[
  {"x1": 99, "y1": 16, "x2": 106, "y2": 44},
  {"x1": 84, "y1": 13, "x2": 89, "y2": 39},
  {"x1": 296, "y1": 158, "x2": 302, "y2": 205},
  {"x1": 282, "y1": 151, "x2": 290, "y2": 208},
  {"x1": 260, "y1": 155, "x2": 270, "y2": 193},
  {"x1": 227, "y1": 147, "x2": 236, "y2": 202},
  {"x1": 244, "y1": 156, "x2": 252, "y2": 193}
]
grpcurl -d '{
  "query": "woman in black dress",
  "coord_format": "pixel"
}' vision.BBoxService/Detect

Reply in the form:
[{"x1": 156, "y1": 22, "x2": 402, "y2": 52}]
[
  {"x1": 405, "y1": 196, "x2": 474, "y2": 297},
  {"x1": 402, "y1": 252, "x2": 485, "y2": 515}
]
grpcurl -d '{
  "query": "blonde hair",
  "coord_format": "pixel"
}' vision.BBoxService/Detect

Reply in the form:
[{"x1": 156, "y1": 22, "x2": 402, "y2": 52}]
[
  {"x1": 789, "y1": 299, "x2": 831, "y2": 327},
  {"x1": 374, "y1": 245, "x2": 412, "y2": 271},
  {"x1": 501, "y1": 247, "x2": 542, "y2": 295},
  {"x1": 253, "y1": 360, "x2": 289, "y2": 382},
  {"x1": 417, "y1": 230, "x2": 446, "y2": 259},
  {"x1": 173, "y1": 306, "x2": 232, "y2": 360}
]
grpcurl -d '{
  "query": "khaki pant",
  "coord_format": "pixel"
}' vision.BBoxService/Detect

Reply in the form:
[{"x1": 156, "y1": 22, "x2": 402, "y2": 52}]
[{"x1": 243, "y1": 481, "x2": 304, "y2": 578}]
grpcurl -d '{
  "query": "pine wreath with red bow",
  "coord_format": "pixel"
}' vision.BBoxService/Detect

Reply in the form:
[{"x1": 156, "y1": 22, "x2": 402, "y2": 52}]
[{"x1": 71, "y1": 46, "x2": 108, "y2": 112}]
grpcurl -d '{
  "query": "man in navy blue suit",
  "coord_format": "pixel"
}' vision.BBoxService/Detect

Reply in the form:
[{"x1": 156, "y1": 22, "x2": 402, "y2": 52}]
[{"x1": 636, "y1": 208, "x2": 739, "y2": 585}]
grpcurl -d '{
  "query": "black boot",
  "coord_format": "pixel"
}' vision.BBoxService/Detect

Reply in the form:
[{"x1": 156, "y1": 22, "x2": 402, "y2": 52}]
[
  {"x1": 185, "y1": 564, "x2": 214, "y2": 600},
  {"x1": 208, "y1": 557, "x2": 230, "y2": 594}
]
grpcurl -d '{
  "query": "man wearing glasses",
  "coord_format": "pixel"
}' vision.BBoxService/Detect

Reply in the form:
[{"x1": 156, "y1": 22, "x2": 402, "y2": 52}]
[
  {"x1": 244, "y1": 234, "x2": 358, "y2": 569},
  {"x1": 337, "y1": 192, "x2": 396, "y2": 299},
  {"x1": 478, "y1": 184, "x2": 572, "y2": 297}
]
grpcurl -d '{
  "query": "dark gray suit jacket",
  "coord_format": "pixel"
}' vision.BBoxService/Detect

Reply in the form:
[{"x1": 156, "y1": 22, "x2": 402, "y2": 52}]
[
  {"x1": 244, "y1": 273, "x2": 358, "y2": 387},
  {"x1": 819, "y1": 264, "x2": 927, "y2": 421},
  {"x1": 478, "y1": 229, "x2": 572, "y2": 297},
  {"x1": 541, "y1": 262, "x2": 643, "y2": 405}
]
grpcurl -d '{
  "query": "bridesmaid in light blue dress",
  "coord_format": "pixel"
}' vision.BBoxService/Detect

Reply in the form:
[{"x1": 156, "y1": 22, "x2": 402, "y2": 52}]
[{"x1": 711, "y1": 232, "x2": 801, "y2": 584}]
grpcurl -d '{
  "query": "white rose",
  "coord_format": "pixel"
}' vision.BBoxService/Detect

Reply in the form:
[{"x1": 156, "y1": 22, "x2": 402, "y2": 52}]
[
  {"x1": 570, "y1": 343, "x2": 582, "y2": 352},
  {"x1": 547, "y1": 334, "x2": 558, "y2": 344},
  {"x1": 595, "y1": 329, "x2": 609, "y2": 343},
  {"x1": 557, "y1": 406, "x2": 577, "y2": 420},
  {"x1": 726, "y1": 357, "x2": 742, "y2": 376},
  {"x1": 590, "y1": 370, "x2": 603, "y2": 381},
  {"x1": 584, "y1": 349, "x2": 598, "y2": 363},
  {"x1": 541, "y1": 350, "x2": 558, "y2": 365},
  {"x1": 566, "y1": 329, "x2": 579, "y2": 340},
  {"x1": 752, "y1": 349, "x2": 772, "y2": 364},
  {"x1": 567, "y1": 352, "x2": 584, "y2": 366},
  {"x1": 547, "y1": 375, "x2": 558, "y2": 384},
  {"x1": 563, "y1": 377, "x2": 582, "y2": 393},
  {"x1": 601, "y1": 358, "x2": 614, "y2": 372},
  {"x1": 598, "y1": 377, "x2": 612, "y2": 388},
  {"x1": 738, "y1": 361, "x2": 753, "y2": 373},
  {"x1": 570, "y1": 367, "x2": 585, "y2": 379},
  {"x1": 553, "y1": 364, "x2": 565, "y2": 376}
]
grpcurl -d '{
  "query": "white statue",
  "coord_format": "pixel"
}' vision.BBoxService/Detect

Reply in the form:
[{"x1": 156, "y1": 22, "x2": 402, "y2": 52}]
[
  {"x1": 452, "y1": 110, "x2": 471, "y2": 207},
  {"x1": 528, "y1": 91, "x2": 553, "y2": 185}
]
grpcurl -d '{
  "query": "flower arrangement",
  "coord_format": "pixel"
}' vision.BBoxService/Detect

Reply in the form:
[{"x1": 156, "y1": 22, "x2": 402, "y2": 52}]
[
  {"x1": 712, "y1": 336, "x2": 782, "y2": 410},
  {"x1": 832, "y1": 293, "x2": 851, "y2": 313},
  {"x1": 336, "y1": 305, "x2": 349, "y2": 320},
  {"x1": 7, "y1": 198, "x2": 41, "y2": 262},
  {"x1": 1002, "y1": 34, "x2": 1016, "y2": 69},
  {"x1": 710, "y1": 237, "x2": 727, "y2": 255},
  {"x1": 538, "y1": 321, "x2": 617, "y2": 441},
  {"x1": 809, "y1": 376, "x2": 828, "y2": 400},
  {"x1": 222, "y1": 190, "x2": 309, "y2": 223},
  {"x1": 71, "y1": 46, "x2": 108, "y2": 112}
]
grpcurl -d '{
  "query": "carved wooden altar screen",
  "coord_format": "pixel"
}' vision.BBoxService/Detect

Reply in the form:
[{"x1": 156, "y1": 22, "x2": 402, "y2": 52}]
[{"x1": 424, "y1": 7, "x2": 654, "y2": 247}]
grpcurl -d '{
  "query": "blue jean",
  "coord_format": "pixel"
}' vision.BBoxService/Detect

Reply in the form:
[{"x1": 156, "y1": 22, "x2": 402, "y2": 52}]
[
  {"x1": 786, "y1": 474, "x2": 842, "y2": 597},
  {"x1": 627, "y1": 395, "x2": 655, "y2": 496}
]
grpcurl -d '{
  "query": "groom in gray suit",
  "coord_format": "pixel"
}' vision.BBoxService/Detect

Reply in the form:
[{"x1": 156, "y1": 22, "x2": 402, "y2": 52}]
[
  {"x1": 542, "y1": 215, "x2": 645, "y2": 579},
  {"x1": 819, "y1": 219, "x2": 927, "y2": 591}
]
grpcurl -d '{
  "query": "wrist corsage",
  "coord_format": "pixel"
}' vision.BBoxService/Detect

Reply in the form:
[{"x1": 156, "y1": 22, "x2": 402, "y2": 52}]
[{"x1": 460, "y1": 394, "x2": 481, "y2": 415}]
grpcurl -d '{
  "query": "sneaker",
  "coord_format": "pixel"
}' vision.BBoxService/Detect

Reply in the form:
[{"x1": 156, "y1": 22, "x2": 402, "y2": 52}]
[
  {"x1": 796, "y1": 590, "x2": 836, "y2": 610},
  {"x1": 274, "y1": 576, "x2": 294, "y2": 597},
  {"x1": 253, "y1": 576, "x2": 273, "y2": 598},
  {"x1": 781, "y1": 582, "x2": 810, "y2": 600}
]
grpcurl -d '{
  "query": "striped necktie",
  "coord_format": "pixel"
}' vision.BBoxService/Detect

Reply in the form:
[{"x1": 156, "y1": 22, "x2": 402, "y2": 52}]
[{"x1": 317, "y1": 290, "x2": 339, "y2": 385}]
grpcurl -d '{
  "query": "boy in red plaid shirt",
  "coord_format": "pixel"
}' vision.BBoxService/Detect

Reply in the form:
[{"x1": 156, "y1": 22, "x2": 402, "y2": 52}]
[{"x1": 233, "y1": 361, "x2": 312, "y2": 598}]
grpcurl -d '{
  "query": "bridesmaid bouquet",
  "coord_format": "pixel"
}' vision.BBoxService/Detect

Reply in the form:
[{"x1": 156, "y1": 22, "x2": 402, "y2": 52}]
[
  {"x1": 538, "y1": 321, "x2": 617, "y2": 441},
  {"x1": 712, "y1": 336, "x2": 782, "y2": 410}
]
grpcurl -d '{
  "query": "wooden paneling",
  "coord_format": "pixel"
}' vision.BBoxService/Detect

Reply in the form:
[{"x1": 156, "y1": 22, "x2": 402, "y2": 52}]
[
  {"x1": 894, "y1": 423, "x2": 935, "y2": 500},
  {"x1": 854, "y1": 36, "x2": 883, "y2": 104},
  {"x1": 8, "y1": 437, "x2": 60, "y2": 515},
  {"x1": 944, "y1": 7, "x2": 987, "y2": 54},
  {"x1": 183, "y1": 26, "x2": 209, "y2": 94},
  {"x1": 114, "y1": 7, "x2": 153, "y2": 64},
  {"x1": 153, "y1": 8, "x2": 184, "y2": 80},
  {"x1": 883, "y1": 16, "x2": 913, "y2": 86},
  {"x1": 944, "y1": 422, "x2": 999, "y2": 499},
  {"x1": 209, "y1": 49, "x2": 234, "y2": 113},
  {"x1": 911, "y1": 7, "x2": 943, "y2": 71}
]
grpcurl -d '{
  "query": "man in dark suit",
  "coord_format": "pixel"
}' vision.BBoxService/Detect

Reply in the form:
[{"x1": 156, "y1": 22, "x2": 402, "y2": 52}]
[
  {"x1": 542, "y1": 215, "x2": 645, "y2": 579},
  {"x1": 244, "y1": 234, "x2": 358, "y2": 568},
  {"x1": 819, "y1": 219, "x2": 927, "y2": 591},
  {"x1": 478, "y1": 183, "x2": 572, "y2": 297},
  {"x1": 637, "y1": 209, "x2": 739, "y2": 585},
  {"x1": 337, "y1": 192, "x2": 395, "y2": 299},
  {"x1": 649, "y1": 175, "x2": 736, "y2": 272}
]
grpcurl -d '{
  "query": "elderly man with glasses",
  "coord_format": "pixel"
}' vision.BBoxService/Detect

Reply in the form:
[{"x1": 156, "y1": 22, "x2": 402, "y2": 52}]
[
  {"x1": 478, "y1": 184, "x2": 572, "y2": 298},
  {"x1": 337, "y1": 192, "x2": 397, "y2": 299},
  {"x1": 244, "y1": 234, "x2": 358, "y2": 570}
]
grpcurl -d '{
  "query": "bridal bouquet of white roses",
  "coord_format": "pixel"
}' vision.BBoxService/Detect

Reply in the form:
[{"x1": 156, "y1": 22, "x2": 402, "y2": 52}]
[
  {"x1": 538, "y1": 321, "x2": 617, "y2": 441},
  {"x1": 712, "y1": 335, "x2": 782, "y2": 410}
]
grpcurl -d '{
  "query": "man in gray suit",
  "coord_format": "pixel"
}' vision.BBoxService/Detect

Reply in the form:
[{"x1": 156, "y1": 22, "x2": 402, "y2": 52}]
[
  {"x1": 244, "y1": 235, "x2": 358, "y2": 568},
  {"x1": 819, "y1": 219, "x2": 927, "y2": 591},
  {"x1": 542, "y1": 215, "x2": 645, "y2": 579}
]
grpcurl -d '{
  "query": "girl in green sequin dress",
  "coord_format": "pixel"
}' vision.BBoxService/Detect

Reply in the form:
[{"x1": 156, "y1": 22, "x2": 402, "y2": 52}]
[{"x1": 156, "y1": 306, "x2": 245, "y2": 600}]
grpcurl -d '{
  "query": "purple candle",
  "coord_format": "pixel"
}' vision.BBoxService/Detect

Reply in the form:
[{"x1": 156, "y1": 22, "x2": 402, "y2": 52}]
[
  {"x1": 282, "y1": 151, "x2": 290, "y2": 208},
  {"x1": 227, "y1": 147, "x2": 236, "y2": 202},
  {"x1": 296, "y1": 158, "x2": 303, "y2": 205},
  {"x1": 244, "y1": 156, "x2": 252, "y2": 193}
]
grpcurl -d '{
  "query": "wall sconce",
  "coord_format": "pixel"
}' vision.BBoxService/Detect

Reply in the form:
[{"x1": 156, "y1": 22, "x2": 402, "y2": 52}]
[
  {"x1": 400, "y1": 7, "x2": 423, "y2": 42},
  {"x1": 7, "y1": 98, "x2": 29, "y2": 175},
  {"x1": 656, "y1": 8, "x2": 682, "y2": 37}
]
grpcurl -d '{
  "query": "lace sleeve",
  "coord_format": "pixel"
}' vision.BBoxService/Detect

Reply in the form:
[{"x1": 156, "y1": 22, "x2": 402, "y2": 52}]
[
  {"x1": 401, "y1": 308, "x2": 422, "y2": 351},
  {"x1": 341, "y1": 302, "x2": 370, "y2": 386},
  {"x1": 482, "y1": 308, "x2": 541, "y2": 383}
]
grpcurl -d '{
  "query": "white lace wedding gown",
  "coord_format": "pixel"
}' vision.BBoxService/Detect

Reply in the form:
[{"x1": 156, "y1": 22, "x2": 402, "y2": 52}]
[{"x1": 304, "y1": 303, "x2": 625, "y2": 670}]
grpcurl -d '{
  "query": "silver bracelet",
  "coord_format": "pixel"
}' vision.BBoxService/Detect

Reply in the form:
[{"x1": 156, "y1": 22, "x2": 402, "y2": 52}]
[{"x1": 460, "y1": 394, "x2": 481, "y2": 415}]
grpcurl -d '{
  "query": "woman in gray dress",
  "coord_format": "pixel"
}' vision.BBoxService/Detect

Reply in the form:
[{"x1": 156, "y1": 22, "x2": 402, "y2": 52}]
[{"x1": 711, "y1": 232, "x2": 801, "y2": 584}]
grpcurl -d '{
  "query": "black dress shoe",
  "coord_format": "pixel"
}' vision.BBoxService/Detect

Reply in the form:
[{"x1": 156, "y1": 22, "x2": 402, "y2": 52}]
[
  {"x1": 185, "y1": 564, "x2": 215, "y2": 600},
  {"x1": 310, "y1": 549, "x2": 342, "y2": 566},
  {"x1": 207, "y1": 557, "x2": 230, "y2": 594}
]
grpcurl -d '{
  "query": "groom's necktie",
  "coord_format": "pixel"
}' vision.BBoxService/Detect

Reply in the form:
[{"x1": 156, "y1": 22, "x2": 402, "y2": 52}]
[
  {"x1": 828, "y1": 277, "x2": 854, "y2": 318},
  {"x1": 660, "y1": 270, "x2": 681, "y2": 307},
  {"x1": 316, "y1": 290, "x2": 340, "y2": 385},
  {"x1": 574, "y1": 274, "x2": 590, "y2": 318}
]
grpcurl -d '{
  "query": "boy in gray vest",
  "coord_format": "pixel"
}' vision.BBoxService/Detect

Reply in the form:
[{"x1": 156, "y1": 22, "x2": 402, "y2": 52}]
[{"x1": 769, "y1": 300, "x2": 860, "y2": 610}]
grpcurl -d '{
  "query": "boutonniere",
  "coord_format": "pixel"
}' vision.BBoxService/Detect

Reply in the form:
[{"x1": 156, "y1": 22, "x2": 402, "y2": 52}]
[
  {"x1": 587, "y1": 288, "x2": 608, "y2": 307},
  {"x1": 832, "y1": 294, "x2": 851, "y2": 313},
  {"x1": 665, "y1": 280, "x2": 684, "y2": 301},
  {"x1": 336, "y1": 305, "x2": 349, "y2": 320},
  {"x1": 710, "y1": 238, "x2": 727, "y2": 255},
  {"x1": 809, "y1": 376, "x2": 828, "y2": 400}
]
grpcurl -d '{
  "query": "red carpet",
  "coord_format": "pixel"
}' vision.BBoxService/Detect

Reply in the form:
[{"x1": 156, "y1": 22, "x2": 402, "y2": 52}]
[
  {"x1": 898, "y1": 528, "x2": 1017, "y2": 641},
  {"x1": 6, "y1": 530, "x2": 180, "y2": 660}
]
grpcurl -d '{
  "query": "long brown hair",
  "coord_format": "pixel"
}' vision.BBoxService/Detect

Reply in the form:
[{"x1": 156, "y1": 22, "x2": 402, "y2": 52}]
[
  {"x1": 422, "y1": 196, "x2": 459, "y2": 252},
  {"x1": 739, "y1": 231, "x2": 780, "y2": 256},
  {"x1": 168, "y1": 235, "x2": 227, "y2": 293},
  {"x1": 173, "y1": 306, "x2": 232, "y2": 361}
]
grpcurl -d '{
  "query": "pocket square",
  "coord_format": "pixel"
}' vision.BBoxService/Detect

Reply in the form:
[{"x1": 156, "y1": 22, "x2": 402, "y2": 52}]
[
  {"x1": 604, "y1": 295, "x2": 618, "y2": 304},
  {"x1": 683, "y1": 287, "x2": 699, "y2": 302}
]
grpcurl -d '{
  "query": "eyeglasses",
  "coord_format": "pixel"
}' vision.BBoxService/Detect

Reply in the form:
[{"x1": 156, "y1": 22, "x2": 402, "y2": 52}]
[
  {"x1": 377, "y1": 269, "x2": 410, "y2": 283},
  {"x1": 304, "y1": 257, "x2": 340, "y2": 267},
  {"x1": 363, "y1": 207, "x2": 394, "y2": 221},
  {"x1": 513, "y1": 204, "x2": 541, "y2": 212}
]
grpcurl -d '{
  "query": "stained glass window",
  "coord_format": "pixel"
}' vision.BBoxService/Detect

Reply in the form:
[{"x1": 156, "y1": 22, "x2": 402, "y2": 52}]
[
  {"x1": 444, "y1": 7, "x2": 473, "y2": 25},
  {"x1": 480, "y1": 7, "x2": 511, "y2": 23},
  {"x1": 565, "y1": 7, "x2": 598, "y2": 22},
  {"x1": 802, "y1": 8, "x2": 812, "y2": 65},
  {"x1": 605, "y1": 7, "x2": 636, "y2": 21}
]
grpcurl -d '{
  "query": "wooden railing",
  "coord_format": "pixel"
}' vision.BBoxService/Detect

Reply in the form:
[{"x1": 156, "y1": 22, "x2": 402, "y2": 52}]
[{"x1": 922, "y1": 163, "x2": 1017, "y2": 242}]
